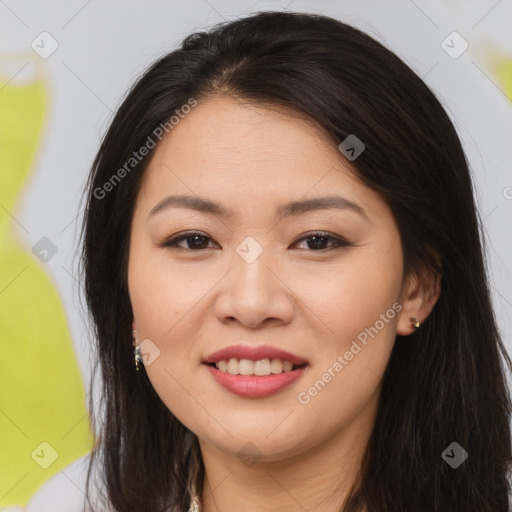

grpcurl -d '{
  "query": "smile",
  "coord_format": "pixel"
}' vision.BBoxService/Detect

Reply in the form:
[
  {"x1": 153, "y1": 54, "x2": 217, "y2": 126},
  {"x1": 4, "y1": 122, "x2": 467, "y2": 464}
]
[{"x1": 209, "y1": 358, "x2": 307, "y2": 376}]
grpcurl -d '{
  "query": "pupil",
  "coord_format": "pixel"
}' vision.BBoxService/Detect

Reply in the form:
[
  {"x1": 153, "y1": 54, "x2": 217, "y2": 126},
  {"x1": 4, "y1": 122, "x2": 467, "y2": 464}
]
[
  {"x1": 309, "y1": 235, "x2": 326, "y2": 250},
  {"x1": 190, "y1": 235, "x2": 206, "y2": 249}
]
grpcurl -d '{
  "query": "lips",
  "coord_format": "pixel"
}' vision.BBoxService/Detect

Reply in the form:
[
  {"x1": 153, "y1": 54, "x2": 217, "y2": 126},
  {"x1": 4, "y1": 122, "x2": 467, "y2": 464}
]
[
  {"x1": 202, "y1": 344, "x2": 309, "y2": 367},
  {"x1": 204, "y1": 364, "x2": 307, "y2": 398}
]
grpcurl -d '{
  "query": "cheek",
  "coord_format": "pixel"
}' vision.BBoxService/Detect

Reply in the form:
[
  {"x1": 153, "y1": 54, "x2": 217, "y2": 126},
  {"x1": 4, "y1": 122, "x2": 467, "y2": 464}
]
[
  {"x1": 128, "y1": 242, "x2": 206, "y2": 341},
  {"x1": 127, "y1": 246, "x2": 217, "y2": 398},
  {"x1": 298, "y1": 245, "x2": 402, "y2": 350},
  {"x1": 294, "y1": 245, "x2": 403, "y2": 409},
  {"x1": 127, "y1": 249, "x2": 206, "y2": 425}
]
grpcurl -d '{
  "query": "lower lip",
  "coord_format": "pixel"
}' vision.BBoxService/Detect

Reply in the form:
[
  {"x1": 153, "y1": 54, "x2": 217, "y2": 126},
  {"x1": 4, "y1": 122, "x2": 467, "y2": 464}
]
[{"x1": 203, "y1": 364, "x2": 307, "y2": 398}]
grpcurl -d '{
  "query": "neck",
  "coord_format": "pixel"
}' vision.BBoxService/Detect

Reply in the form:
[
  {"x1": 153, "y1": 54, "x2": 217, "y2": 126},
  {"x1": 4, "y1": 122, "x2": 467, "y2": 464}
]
[{"x1": 198, "y1": 391, "x2": 378, "y2": 512}]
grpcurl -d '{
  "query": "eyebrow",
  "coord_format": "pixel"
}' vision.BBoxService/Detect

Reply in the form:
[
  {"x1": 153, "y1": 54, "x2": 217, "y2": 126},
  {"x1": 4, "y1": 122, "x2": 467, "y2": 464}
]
[{"x1": 147, "y1": 194, "x2": 369, "y2": 221}]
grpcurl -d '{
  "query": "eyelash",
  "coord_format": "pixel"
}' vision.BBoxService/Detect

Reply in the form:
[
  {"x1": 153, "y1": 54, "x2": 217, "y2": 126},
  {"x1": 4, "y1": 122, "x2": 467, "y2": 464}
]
[{"x1": 160, "y1": 230, "x2": 352, "y2": 252}]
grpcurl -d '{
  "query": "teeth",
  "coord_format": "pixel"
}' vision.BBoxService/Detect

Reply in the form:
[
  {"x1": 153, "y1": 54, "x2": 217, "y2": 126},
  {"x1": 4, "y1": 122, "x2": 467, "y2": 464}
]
[{"x1": 215, "y1": 358, "x2": 296, "y2": 375}]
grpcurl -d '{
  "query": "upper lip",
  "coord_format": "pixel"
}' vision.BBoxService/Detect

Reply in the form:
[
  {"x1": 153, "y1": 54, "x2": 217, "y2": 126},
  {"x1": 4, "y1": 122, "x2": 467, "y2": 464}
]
[{"x1": 203, "y1": 344, "x2": 309, "y2": 366}]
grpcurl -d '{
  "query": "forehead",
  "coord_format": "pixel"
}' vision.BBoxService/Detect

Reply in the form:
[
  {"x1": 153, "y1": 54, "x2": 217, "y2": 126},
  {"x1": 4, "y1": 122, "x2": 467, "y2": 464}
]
[
  {"x1": 135, "y1": 96, "x2": 385, "y2": 222},
  {"x1": 151, "y1": 97, "x2": 339, "y2": 171}
]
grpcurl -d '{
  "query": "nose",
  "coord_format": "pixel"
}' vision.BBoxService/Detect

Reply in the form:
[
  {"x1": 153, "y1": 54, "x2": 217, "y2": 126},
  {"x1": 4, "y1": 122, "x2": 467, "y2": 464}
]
[{"x1": 214, "y1": 247, "x2": 295, "y2": 329}]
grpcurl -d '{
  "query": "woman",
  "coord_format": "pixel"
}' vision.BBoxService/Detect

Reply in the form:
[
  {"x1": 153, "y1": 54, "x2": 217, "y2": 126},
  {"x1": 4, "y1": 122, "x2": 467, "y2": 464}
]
[{"x1": 79, "y1": 10, "x2": 512, "y2": 512}]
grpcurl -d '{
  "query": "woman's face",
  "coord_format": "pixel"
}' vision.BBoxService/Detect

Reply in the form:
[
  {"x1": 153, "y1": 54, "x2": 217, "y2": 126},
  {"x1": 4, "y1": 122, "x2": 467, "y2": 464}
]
[{"x1": 127, "y1": 96, "x2": 423, "y2": 462}]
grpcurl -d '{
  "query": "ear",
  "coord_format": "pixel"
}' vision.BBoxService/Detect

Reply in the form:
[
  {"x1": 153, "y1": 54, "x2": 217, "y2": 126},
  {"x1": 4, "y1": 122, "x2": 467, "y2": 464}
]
[{"x1": 396, "y1": 263, "x2": 441, "y2": 336}]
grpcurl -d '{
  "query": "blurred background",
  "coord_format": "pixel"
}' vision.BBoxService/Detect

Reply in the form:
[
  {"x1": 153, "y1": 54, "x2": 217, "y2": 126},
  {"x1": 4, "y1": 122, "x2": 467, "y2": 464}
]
[{"x1": 1, "y1": 0, "x2": 511, "y2": 509}]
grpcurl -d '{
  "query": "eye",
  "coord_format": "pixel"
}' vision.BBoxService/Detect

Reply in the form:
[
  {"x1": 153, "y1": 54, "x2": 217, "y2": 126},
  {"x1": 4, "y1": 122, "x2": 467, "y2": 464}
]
[
  {"x1": 161, "y1": 231, "x2": 217, "y2": 251},
  {"x1": 161, "y1": 230, "x2": 351, "y2": 252},
  {"x1": 292, "y1": 231, "x2": 351, "y2": 251}
]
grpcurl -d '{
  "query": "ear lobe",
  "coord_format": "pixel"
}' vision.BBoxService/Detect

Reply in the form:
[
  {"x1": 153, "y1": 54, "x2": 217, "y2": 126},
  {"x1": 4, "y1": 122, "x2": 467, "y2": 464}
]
[{"x1": 396, "y1": 266, "x2": 442, "y2": 336}]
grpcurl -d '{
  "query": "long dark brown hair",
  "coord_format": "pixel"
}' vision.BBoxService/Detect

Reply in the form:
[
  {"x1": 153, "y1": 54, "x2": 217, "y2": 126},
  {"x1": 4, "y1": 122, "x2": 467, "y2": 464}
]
[{"x1": 79, "y1": 10, "x2": 512, "y2": 511}]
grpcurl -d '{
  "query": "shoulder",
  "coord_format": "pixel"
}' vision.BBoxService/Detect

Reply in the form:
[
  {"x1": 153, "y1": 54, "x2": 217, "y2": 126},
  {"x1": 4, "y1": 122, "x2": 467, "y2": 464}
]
[{"x1": 2, "y1": 453, "x2": 110, "y2": 512}]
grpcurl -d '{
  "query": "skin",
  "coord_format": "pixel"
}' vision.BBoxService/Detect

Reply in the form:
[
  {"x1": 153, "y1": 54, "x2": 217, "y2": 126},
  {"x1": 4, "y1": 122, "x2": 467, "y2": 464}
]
[{"x1": 128, "y1": 96, "x2": 441, "y2": 512}]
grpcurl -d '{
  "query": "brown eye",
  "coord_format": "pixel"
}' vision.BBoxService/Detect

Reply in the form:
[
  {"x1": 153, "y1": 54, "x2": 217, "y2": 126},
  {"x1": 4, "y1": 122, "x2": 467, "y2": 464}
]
[
  {"x1": 293, "y1": 232, "x2": 351, "y2": 251},
  {"x1": 162, "y1": 231, "x2": 217, "y2": 250},
  {"x1": 161, "y1": 230, "x2": 351, "y2": 252}
]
